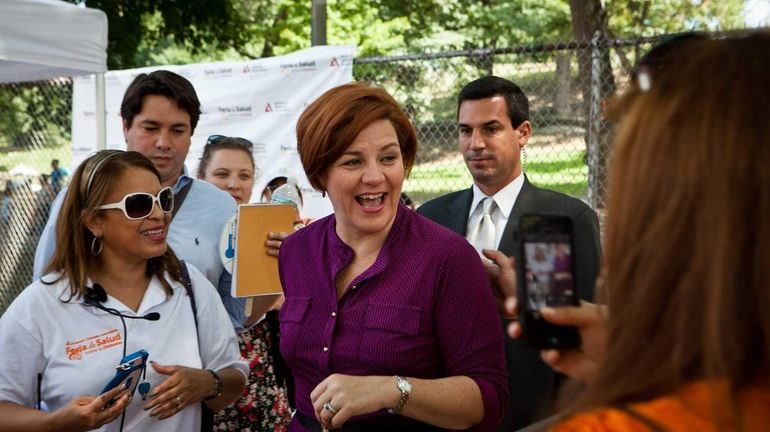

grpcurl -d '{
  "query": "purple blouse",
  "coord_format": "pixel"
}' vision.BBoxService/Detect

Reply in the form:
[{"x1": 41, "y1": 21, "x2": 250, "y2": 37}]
[{"x1": 278, "y1": 204, "x2": 508, "y2": 431}]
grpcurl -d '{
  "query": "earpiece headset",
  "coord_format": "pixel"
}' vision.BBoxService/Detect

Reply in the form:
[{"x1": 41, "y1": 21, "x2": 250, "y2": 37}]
[
  {"x1": 85, "y1": 284, "x2": 161, "y2": 325},
  {"x1": 83, "y1": 283, "x2": 161, "y2": 357}
]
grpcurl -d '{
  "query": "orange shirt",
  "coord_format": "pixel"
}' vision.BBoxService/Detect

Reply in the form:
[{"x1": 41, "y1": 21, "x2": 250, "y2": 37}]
[{"x1": 552, "y1": 381, "x2": 770, "y2": 432}]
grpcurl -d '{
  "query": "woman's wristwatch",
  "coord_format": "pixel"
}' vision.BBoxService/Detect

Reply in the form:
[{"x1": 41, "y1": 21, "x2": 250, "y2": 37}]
[
  {"x1": 203, "y1": 369, "x2": 223, "y2": 400},
  {"x1": 388, "y1": 375, "x2": 412, "y2": 415}
]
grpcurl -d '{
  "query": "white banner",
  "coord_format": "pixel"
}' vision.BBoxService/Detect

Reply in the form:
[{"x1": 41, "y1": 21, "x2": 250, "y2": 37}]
[{"x1": 71, "y1": 45, "x2": 356, "y2": 218}]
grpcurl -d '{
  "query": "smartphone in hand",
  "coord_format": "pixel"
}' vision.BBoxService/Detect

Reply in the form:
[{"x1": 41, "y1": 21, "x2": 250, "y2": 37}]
[
  {"x1": 101, "y1": 349, "x2": 148, "y2": 405},
  {"x1": 518, "y1": 214, "x2": 581, "y2": 349}
]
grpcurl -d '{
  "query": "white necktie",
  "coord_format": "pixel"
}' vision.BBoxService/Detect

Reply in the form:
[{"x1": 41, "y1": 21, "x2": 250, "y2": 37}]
[{"x1": 469, "y1": 197, "x2": 497, "y2": 254}]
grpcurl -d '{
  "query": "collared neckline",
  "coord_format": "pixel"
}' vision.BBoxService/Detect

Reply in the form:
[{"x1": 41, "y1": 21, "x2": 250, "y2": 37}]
[
  {"x1": 171, "y1": 165, "x2": 193, "y2": 194},
  {"x1": 325, "y1": 203, "x2": 407, "y2": 292},
  {"x1": 56, "y1": 273, "x2": 180, "y2": 316},
  {"x1": 469, "y1": 172, "x2": 525, "y2": 219}
]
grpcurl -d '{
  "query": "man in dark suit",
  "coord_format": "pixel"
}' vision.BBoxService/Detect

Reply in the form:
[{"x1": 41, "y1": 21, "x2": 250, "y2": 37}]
[{"x1": 417, "y1": 75, "x2": 601, "y2": 430}]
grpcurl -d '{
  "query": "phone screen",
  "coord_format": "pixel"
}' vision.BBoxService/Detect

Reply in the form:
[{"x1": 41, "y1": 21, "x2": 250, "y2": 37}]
[
  {"x1": 523, "y1": 239, "x2": 575, "y2": 311},
  {"x1": 518, "y1": 214, "x2": 580, "y2": 349}
]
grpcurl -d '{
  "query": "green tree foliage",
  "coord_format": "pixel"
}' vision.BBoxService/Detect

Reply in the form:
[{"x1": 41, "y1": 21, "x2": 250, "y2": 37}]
[
  {"x1": 377, "y1": 0, "x2": 572, "y2": 50},
  {"x1": 0, "y1": 83, "x2": 72, "y2": 150},
  {"x1": 70, "y1": 0, "x2": 253, "y2": 69},
  {"x1": 74, "y1": 0, "x2": 744, "y2": 69},
  {"x1": 607, "y1": 0, "x2": 744, "y2": 37}
]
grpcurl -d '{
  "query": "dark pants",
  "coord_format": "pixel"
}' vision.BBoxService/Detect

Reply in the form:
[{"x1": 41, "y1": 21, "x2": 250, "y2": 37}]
[{"x1": 293, "y1": 410, "x2": 441, "y2": 432}]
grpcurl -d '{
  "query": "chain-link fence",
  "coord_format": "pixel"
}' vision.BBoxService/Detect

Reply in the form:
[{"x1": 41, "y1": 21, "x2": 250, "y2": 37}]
[
  {"x1": 355, "y1": 35, "x2": 657, "y2": 209},
  {"x1": 0, "y1": 78, "x2": 72, "y2": 312},
  {"x1": 0, "y1": 35, "x2": 657, "y2": 313}
]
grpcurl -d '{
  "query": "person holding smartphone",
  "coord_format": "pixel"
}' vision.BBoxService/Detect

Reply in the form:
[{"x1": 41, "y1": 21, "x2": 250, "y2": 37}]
[
  {"x1": 492, "y1": 32, "x2": 770, "y2": 431},
  {"x1": 0, "y1": 150, "x2": 247, "y2": 431},
  {"x1": 485, "y1": 248, "x2": 607, "y2": 385}
]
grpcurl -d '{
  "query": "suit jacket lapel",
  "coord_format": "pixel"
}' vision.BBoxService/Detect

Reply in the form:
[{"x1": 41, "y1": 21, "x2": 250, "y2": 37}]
[
  {"x1": 499, "y1": 176, "x2": 536, "y2": 256},
  {"x1": 441, "y1": 188, "x2": 473, "y2": 236}
]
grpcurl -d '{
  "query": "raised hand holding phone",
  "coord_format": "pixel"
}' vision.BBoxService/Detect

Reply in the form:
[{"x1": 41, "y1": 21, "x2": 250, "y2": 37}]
[
  {"x1": 484, "y1": 245, "x2": 608, "y2": 383},
  {"x1": 482, "y1": 249, "x2": 518, "y2": 319},
  {"x1": 538, "y1": 302, "x2": 608, "y2": 383}
]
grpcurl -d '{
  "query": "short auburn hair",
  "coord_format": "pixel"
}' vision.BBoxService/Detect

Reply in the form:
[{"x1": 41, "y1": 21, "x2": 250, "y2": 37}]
[{"x1": 295, "y1": 82, "x2": 418, "y2": 191}]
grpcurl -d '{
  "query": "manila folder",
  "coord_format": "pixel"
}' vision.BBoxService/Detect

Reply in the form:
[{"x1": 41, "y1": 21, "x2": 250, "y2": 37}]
[{"x1": 233, "y1": 204, "x2": 296, "y2": 297}]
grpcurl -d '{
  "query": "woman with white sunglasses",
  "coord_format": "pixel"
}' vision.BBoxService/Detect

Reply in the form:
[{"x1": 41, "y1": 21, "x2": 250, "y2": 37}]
[{"x1": 0, "y1": 150, "x2": 247, "y2": 431}]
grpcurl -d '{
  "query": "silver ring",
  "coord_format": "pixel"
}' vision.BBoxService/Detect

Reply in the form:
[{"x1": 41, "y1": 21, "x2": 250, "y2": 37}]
[
  {"x1": 175, "y1": 396, "x2": 182, "y2": 408},
  {"x1": 323, "y1": 401, "x2": 338, "y2": 415}
]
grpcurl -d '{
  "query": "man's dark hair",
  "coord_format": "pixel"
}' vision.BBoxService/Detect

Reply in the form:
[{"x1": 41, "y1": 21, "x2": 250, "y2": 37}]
[
  {"x1": 120, "y1": 70, "x2": 201, "y2": 133},
  {"x1": 458, "y1": 75, "x2": 529, "y2": 127}
]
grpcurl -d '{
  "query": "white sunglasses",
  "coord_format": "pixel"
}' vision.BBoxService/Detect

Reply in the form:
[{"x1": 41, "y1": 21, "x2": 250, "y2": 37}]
[{"x1": 96, "y1": 187, "x2": 174, "y2": 220}]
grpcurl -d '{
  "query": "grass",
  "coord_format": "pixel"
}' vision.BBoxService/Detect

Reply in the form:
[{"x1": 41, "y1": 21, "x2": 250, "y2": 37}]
[
  {"x1": 0, "y1": 144, "x2": 71, "y2": 178},
  {"x1": 404, "y1": 148, "x2": 588, "y2": 205},
  {"x1": 0, "y1": 141, "x2": 589, "y2": 204}
]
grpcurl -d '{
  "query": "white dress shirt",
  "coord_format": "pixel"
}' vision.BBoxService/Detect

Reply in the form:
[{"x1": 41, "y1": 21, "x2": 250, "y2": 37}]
[{"x1": 467, "y1": 173, "x2": 525, "y2": 249}]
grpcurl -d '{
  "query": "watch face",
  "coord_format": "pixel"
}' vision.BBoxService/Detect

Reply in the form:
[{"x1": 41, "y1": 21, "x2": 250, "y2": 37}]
[{"x1": 398, "y1": 377, "x2": 412, "y2": 393}]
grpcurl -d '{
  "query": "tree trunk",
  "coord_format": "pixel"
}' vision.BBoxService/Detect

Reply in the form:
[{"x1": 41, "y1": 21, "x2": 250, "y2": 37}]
[
  {"x1": 569, "y1": 0, "x2": 615, "y2": 209},
  {"x1": 261, "y1": 5, "x2": 289, "y2": 58}
]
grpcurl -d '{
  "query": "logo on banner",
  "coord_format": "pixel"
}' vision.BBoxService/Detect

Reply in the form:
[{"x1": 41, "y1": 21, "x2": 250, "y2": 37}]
[
  {"x1": 242, "y1": 63, "x2": 269, "y2": 75},
  {"x1": 280, "y1": 60, "x2": 317, "y2": 73},
  {"x1": 218, "y1": 105, "x2": 253, "y2": 117},
  {"x1": 328, "y1": 55, "x2": 353, "y2": 67},
  {"x1": 264, "y1": 101, "x2": 291, "y2": 114},
  {"x1": 204, "y1": 67, "x2": 234, "y2": 79},
  {"x1": 73, "y1": 46, "x2": 355, "y2": 220},
  {"x1": 252, "y1": 142, "x2": 268, "y2": 154}
]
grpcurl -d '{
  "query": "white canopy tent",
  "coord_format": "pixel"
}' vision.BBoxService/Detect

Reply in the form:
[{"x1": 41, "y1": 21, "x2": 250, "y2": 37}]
[{"x1": 0, "y1": 0, "x2": 108, "y2": 147}]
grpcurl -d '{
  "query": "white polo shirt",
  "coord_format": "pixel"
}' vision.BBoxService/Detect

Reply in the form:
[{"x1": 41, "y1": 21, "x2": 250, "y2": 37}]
[{"x1": 0, "y1": 264, "x2": 248, "y2": 432}]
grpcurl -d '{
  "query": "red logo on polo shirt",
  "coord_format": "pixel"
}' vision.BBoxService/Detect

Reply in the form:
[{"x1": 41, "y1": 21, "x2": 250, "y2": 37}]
[{"x1": 65, "y1": 329, "x2": 122, "y2": 360}]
